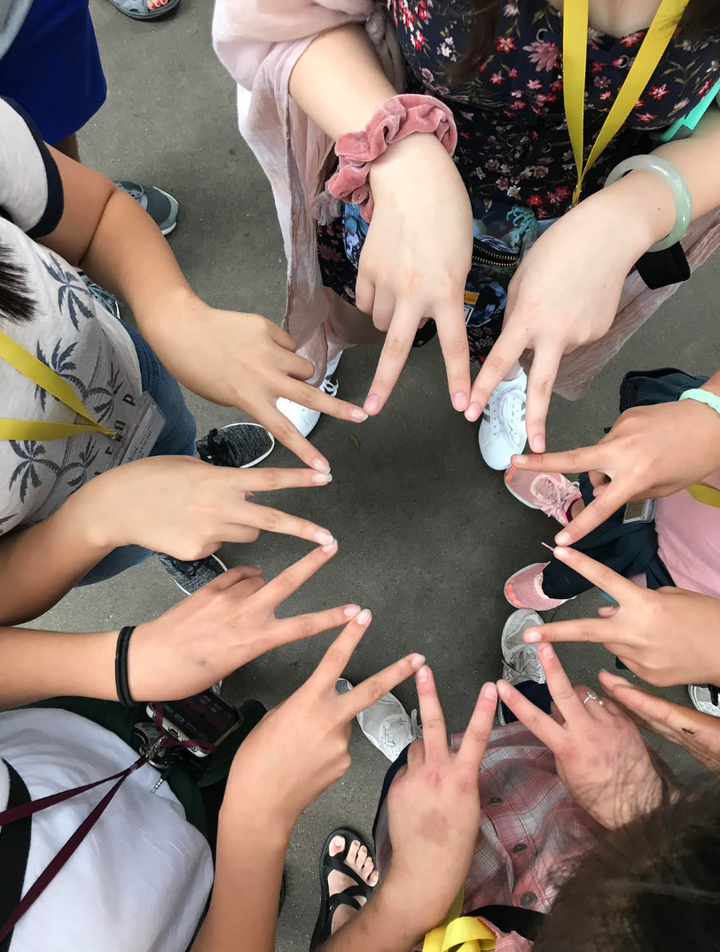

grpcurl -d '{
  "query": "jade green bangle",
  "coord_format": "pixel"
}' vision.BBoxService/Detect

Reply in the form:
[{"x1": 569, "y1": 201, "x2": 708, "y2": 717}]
[
  {"x1": 603, "y1": 155, "x2": 692, "y2": 252},
  {"x1": 679, "y1": 387, "x2": 720, "y2": 418}
]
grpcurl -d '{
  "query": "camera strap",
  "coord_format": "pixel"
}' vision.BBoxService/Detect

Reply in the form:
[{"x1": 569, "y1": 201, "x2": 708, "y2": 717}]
[{"x1": 0, "y1": 705, "x2": 215, "y2": 945}]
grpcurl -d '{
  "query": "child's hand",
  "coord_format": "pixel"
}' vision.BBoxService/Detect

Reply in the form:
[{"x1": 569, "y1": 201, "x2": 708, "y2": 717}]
[
  {"x1": 224, "y1": 612, "x2": 426, "y2": 829},
  {"x1": 380, "y1": 668, "x2": 497, "y2": 938},
  {"x1": 498, "y1": 643, "x2": 661, "y2": 829},
  {"x1": 74, "y1": 455, "x2": 335, "y2": 560},
  {"x1": 144, "y1": 297, "x2": 369, "y2": 472},
  {"x1": 519, "y1": 547, "x2": 720, "y2": 688}
]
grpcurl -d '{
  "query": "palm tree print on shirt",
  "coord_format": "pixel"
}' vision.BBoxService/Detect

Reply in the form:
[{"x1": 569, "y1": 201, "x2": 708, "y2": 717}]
[
  {"x1": 8, "y1": 441, "x2": 62, "y2": 504},
  {"x1": 34, "y1": 340, "x2": 87, "y2": 412},
  {"x1": 42, "y1": 255, "x2": 94, "y2": 330}
]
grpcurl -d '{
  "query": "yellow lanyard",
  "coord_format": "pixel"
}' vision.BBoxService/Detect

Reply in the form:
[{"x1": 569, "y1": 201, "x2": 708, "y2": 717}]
[
  {"x1": 0, "y1": 328, "x2": 116, "y2": 441},
  {"x1": 687, "y1": 483, "x2": 720, "y2": 509},
  {"x1": 423, "y1": 891, "x2": 496, "y2": 952},
  {"x1": 563, "y1": 0, "x2": 689, "y2": 205}
]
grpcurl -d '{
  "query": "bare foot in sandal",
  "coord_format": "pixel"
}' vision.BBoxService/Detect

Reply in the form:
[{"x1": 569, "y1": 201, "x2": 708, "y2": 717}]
[{"x1": 328, "y1": 836, "x2": 379, "y2": 933}]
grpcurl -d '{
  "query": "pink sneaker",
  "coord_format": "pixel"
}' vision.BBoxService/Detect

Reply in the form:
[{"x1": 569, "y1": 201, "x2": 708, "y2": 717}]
[
  {"x1": 504, "y1": 465, "x2": 581, "y2": 526},
  {"x1": 504, "y1": 562, "x2": 569, "y2": 611}
]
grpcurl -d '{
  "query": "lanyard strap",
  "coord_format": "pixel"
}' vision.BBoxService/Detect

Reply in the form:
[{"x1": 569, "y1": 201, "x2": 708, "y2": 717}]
[
  {"x1": 687, "y1": 483, "x2": 720, "y2": 508},
  {"x1": 0, "y1": 328, "x2": 116, "y2": 441},
  {"x1": 564, "y1": 0, "x2": 689, "y2": 205}
]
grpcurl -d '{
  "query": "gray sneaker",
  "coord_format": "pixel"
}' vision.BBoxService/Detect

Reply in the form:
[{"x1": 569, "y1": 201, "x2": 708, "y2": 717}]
[
  {"x1": 688, "y1": 684, "x2": 720, "y2": 717},
  {"x1": 336, "y1": 678, "x2": 421, "y2": 762},
  {"x1": 498, "y1": 609, "x2": 545, "y2": 725},
  {"x1": 196, "y1": 423, "x2": 275, "y2": 469},
  {"x1": 81, "y1": 274, "x2": 120, "y2": 320},
  {"x1": 114, "y1": 180, "x2": 180, "y2": 236},
  {"x1": 158, "y1": 552, "x2": 227, "y2": 595}
]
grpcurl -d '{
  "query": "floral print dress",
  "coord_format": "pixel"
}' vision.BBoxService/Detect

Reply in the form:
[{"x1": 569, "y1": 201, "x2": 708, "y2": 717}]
[{"x1": 317, "y1": 0, "x2": 720, "y2": 363}]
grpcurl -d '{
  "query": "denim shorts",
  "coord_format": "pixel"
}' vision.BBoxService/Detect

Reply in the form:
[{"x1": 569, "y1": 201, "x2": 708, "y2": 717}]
[{"x1": 77, "y1": 323, "x2": 197, "y2": 586}]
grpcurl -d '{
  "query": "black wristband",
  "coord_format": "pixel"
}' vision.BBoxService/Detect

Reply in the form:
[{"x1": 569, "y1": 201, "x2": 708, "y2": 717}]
[{"x1": 115, "y1": 626, "x2": 136, "y2": 707}]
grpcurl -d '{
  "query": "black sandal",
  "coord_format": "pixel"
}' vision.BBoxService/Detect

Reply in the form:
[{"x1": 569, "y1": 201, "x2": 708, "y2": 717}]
[{"x1": 309, "y1": 828, "x2": 376, "y2": 951}]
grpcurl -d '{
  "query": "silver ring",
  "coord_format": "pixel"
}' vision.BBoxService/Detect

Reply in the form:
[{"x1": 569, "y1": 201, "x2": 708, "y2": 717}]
[{"x1": 582, "y1": 689, "x2": 602, "y2": 706}]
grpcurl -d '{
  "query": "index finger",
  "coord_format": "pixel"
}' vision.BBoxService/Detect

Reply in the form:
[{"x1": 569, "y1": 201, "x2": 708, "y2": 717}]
[
  {"x1": 413, "y1": 665, "x2": 450, "y2": 764},
  {"x1": 511, "y1": 444, "x2": 606, "y2": 476},
  {"x1": 465, "y1": 328, "x2": 528, "y2": 422},
  {"x1": 342, "y1": 651, "x2": 427, "y2": 721},
  {"x1": 364, "y1": 305, "x2": 419, "y2": 416},
  {"x1": 551, "y1": 547, "x2": 640, "y2": 603},
  {"x1": 525, "y1": 345, "x2": 562, "y2": 455},
  {"x1": 496, "y1": 678, "x2": 566, "y2": 749},
  {"x1": 434, "y1": 301, "x2": 471, "y2": 411},
  {"x1": 260, "y1": 541, "x2": 338, "y2": 607},
  {"x1": 456, "y1": 682, "x2": 498, "y2": 770},
  {"x1": 257, "y1": 405, "x2": 331, "y2": 474},
  {"x1": 537, "y1": 643, "x2": 587, "y2": 723}
]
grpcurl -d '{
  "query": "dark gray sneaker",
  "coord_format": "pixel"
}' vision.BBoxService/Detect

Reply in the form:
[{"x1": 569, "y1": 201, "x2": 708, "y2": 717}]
[
  {"x1": 196, "y1": 422, "x2": 275, "y2": 469},
  {"x1": 158, "y1": 552, "x2": 227, "y2": 595},
  {"x1": 114, "y1": 180, "x2": 179, "y2": 236}
]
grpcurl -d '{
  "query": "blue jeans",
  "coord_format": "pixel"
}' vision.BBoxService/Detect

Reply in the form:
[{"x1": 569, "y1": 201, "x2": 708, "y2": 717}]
[{"x1": 77, "y1": 324, "x2": 197, "y2": 586}]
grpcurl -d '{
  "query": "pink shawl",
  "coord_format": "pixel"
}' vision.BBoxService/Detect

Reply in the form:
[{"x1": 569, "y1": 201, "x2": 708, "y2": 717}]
[{"x1": 212, "y1": 0, "x2": 720, "y2": 397}]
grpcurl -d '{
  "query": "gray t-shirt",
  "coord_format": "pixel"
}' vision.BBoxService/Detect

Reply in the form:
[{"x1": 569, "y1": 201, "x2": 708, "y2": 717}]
[{"x1": 0, "y1": 97, "x2": 143, "y2": 537}]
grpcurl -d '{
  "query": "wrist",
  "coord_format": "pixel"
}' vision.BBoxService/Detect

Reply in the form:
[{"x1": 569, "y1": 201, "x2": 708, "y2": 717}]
[
  {"x1": 370, "y1": 131, "x2": 453, "y2": 184},
  {"x1": 594, "y1": 169, "x2": 677, "y2": 253},
  {"x1": 374, "y1": 873, "x2": 437, "y2": 944},
  {"x1": 132, "y1": 284, "x2": 201, "y2": 337},
  {"x1": 56, "y1": 482, "x2": 118, "y2": 556}
]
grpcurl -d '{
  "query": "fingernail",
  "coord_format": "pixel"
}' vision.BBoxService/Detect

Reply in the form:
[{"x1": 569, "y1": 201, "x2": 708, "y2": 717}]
[
  {"x1": 416, "y1": 665, "x2": 429, "y2": 683},
  {"x1": 513, "y1": 455, "x2": 527, "y2": 464},
  {"x1": 554, "y1": 546, "x2": 569, "y2": 559},
  {"x1": 312, "y1": 458, "x2": 330, "y2": 473},
  {"x1": 496, "y1": 678, "x2": 510, "y2": 696},
  {"x1": 312, "y1": 472, "x2": 332, "y2": 484},
  {"x1": 452, "y1": 392, "x2": 468, "y2": 411},
  {"x1": 556, "y1": 532, "x2": 570, "y2": 545},
  {"x1": 538, "y1": 643, "x2": 555, "y2": 660},
  {"x1": 524, "y1": 630, "x2": 541, "y2": 643},
  {"x1": 541, "y1": 541, "x2": 554, "y2": 552},
  {"x1": 351, "y1": 409, "x2": 368, "y2": 422},
  {"x1": 365, "y1": 394, "x2": 381, "y2": 414},
  {"x1": 531, "y1": 435, "x2": 544, "y2": 452},
  {"x1": 356, "y1": 609, "x2": 371, "y2": 625},
  {"x1": 315, "y1": 530, "x2": 334, "y2": 545},
  {"x1": 410, "y1": 653, "x2": 426, "y2": 669},
  {"x1": 482, "y1": 682, "x2": 497, "y2": 700},
  {"x1": 321, "y1": 540, "x2": 338, "y2": 553},
  {"x1": 344, "y1": 604, "x2": 361, "y2": 618},
  {"x1": 466, "y1": 402, "x2": 481, "y2": 421}
]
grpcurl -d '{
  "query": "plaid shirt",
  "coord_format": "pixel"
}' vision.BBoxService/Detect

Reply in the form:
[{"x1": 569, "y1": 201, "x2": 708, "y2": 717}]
[{"x1": 374, "y1": 723, "x2": 603, "y2": 951}]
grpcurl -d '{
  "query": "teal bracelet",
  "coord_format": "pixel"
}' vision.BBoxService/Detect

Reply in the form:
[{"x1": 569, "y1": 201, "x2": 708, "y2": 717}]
[
  {"x1": 679, "y1": 388, "x2": 720, "y2": 417},
  {"x1": 603, "y1": 155, "x2": 692, "y2": 253}
]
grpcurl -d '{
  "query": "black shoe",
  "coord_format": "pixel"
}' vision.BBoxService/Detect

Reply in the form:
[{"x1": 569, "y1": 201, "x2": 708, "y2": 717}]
[
  {"x1": 158, "y1": 552, "x2": 227, "y2": 595},
  {"x1": 196, "y1": 422, "x2": 275, "y2": 469}
]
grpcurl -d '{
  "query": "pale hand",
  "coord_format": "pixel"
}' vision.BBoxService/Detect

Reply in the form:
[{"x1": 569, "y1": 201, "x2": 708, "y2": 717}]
[
  {"x1": 380, "y1": 667, "x2": 498, "y2": 937},
  {"x1": 465, "y1": 184, "x2": 654, "y2": 452},
  {"x1": 522, "y1": 547, "x2": 720, "y2": 688},
  {"x1": 600, "y1": 670, "x2": 720, "y2": 773},
  {"x1": 358, "y1": 133, "x2": 473, "y2": 416},
  {"x1": 127, "y1": 542, "x2": 357, "y2": 701},
  {"x1": 511, "y1": 396, "x2": 720, "y2": 546},
  {"x1": 73, "y1": 455, "x2": 335, "y2": 561},
  {"x1": 498, "y1": 644, "x2": 661, "y2": 828},
  {"x1": 224, "y1": 612, "x2": 426, "y2": 828},
  {"x1": 143, "y1": 295, "x2": 369, "y2": 472}
]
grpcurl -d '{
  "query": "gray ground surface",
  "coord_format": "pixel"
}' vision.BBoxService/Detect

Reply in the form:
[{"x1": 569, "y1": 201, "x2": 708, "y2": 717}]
[{"x1": 31, "y1": 3, "x2": 720, "y2": 948}]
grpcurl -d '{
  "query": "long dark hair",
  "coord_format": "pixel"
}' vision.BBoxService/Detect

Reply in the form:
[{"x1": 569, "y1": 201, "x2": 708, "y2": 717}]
[
  {"x1": 455, "y1": 0, "x2": 720, "y2": 81},
  {"x1": 533, "y1": 779, "x2": 720, "y2": 952},
  {"x1": 0, "y1": 244, "x2": 36, "y2": 324}
]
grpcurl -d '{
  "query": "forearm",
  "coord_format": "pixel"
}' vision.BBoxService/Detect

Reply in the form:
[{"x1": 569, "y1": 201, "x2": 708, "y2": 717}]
[
  {"x1": 191, "y1": 806, "x2": 290, "y2": 952},
  {"x1": 0, "y1": 626, "x2": 117, "y2": 707},
  {"x1": 0, "y1": 499, "x2": 112, "y2": 625},
  {"x1": 320, "y1": 883, "x2": 424, "y2": 952}
]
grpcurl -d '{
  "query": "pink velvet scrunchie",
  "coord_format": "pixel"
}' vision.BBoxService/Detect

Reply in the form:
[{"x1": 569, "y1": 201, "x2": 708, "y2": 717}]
[{"x1": 326, "y1": 94, "x2": 458, "y2": 222}]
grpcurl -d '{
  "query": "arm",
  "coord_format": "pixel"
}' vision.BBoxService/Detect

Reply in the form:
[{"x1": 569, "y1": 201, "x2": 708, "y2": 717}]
[{"x1": 467, "y1": 105, "x2": 720, "y2": 452}]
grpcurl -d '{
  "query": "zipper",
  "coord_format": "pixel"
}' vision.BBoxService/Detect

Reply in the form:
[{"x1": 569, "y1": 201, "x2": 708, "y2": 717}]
[{"x1": 471, "y1": 243, "x2": 519, "y2": 268}]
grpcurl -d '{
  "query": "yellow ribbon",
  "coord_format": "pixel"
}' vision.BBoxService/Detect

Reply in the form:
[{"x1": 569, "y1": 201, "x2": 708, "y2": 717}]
[
  {"x1": 0, "y1": 327, "x2": 116, "y2": 441},
  {"x1": 422, "y1": 892, "x2": 496, "y2": 952},
  {"x1": 564, "y1": 0, "x2": 689, "y2": 205},
  {"x1": 687, "y1": 483, "x2": 720, "y2": 509}
]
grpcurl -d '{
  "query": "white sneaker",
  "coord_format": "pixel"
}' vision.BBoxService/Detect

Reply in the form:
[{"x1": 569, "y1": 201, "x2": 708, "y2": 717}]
[
  {"x1": 498, "y1": 609, "x2": 545, "y2": 725},
  {"x1": 478, "y1": 369, "x2": 528, "y2": 471},
  {"x1": 688, "y1": 684, "x2": 720, "y2": 717},
  {"x1": 277, "y1": 350, "x2": 343, "y2": 438},
  {"x1": 336, "y1": 678, "x2": 421, "y2": 762}
]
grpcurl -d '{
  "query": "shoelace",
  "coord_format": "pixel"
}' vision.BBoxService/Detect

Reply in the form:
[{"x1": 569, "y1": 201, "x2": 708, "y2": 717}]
[
  {"x1": 379, "y1": 710, "x2": 422, "y2": 758},
  {"x1": 492, "y1": 387, "x2": 526, "y2": 440},
  {"x1": 532, "y1": 474, "x2": 581, "y2": 520},
  {"x1": 321, "y1": 376, "x2": 339, "y2": 398},
  {"x1": 200, "y1": 428, "x2": 234, "y2": 467}
]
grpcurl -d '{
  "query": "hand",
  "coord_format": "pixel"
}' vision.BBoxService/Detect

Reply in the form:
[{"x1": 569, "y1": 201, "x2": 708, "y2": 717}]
[
  {"x1": 380, "y1": 668, "x2": 497, "y2": 937},
  {"x1": 599, "y1": 669, "x2": 720, "y2": 773},
  {"x1": 511, "y1": 396, "x2": 720, "y2": 546},
  {"x1": 224, "y1": 610, "x2": 426, "y2": 828},
  {"x1": 358, "y1": 133, "x2": 473, "y2": 415},
  {"x1": 127, "y1": 542, "x2": 355, "y2": 700},
  {"x1": 74, "y1": 455, "x2": 335, "y2": 560},
  {"x1": 497, "y1": 643, "x2": 661, "y2": 828},
  {"x1": 143, "y1": 295, "x2": 369, "y2": 472},
  {"x1": 464, "y1": 181, "x2": 659, "y2": 452},
  {"x1": 522, "y1": 547, "x2": 720, "y2": 688}
]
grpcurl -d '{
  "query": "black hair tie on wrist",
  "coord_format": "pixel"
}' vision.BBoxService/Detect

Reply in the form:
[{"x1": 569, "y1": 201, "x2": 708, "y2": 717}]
[{"x1": 115, "y1": 626, "x2": 136, "y2": 707}]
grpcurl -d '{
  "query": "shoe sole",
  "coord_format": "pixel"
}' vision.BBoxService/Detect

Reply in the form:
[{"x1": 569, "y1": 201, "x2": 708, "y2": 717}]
[{"x1": 171, "y1": 553, "x2": 228, "y2": 596}]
